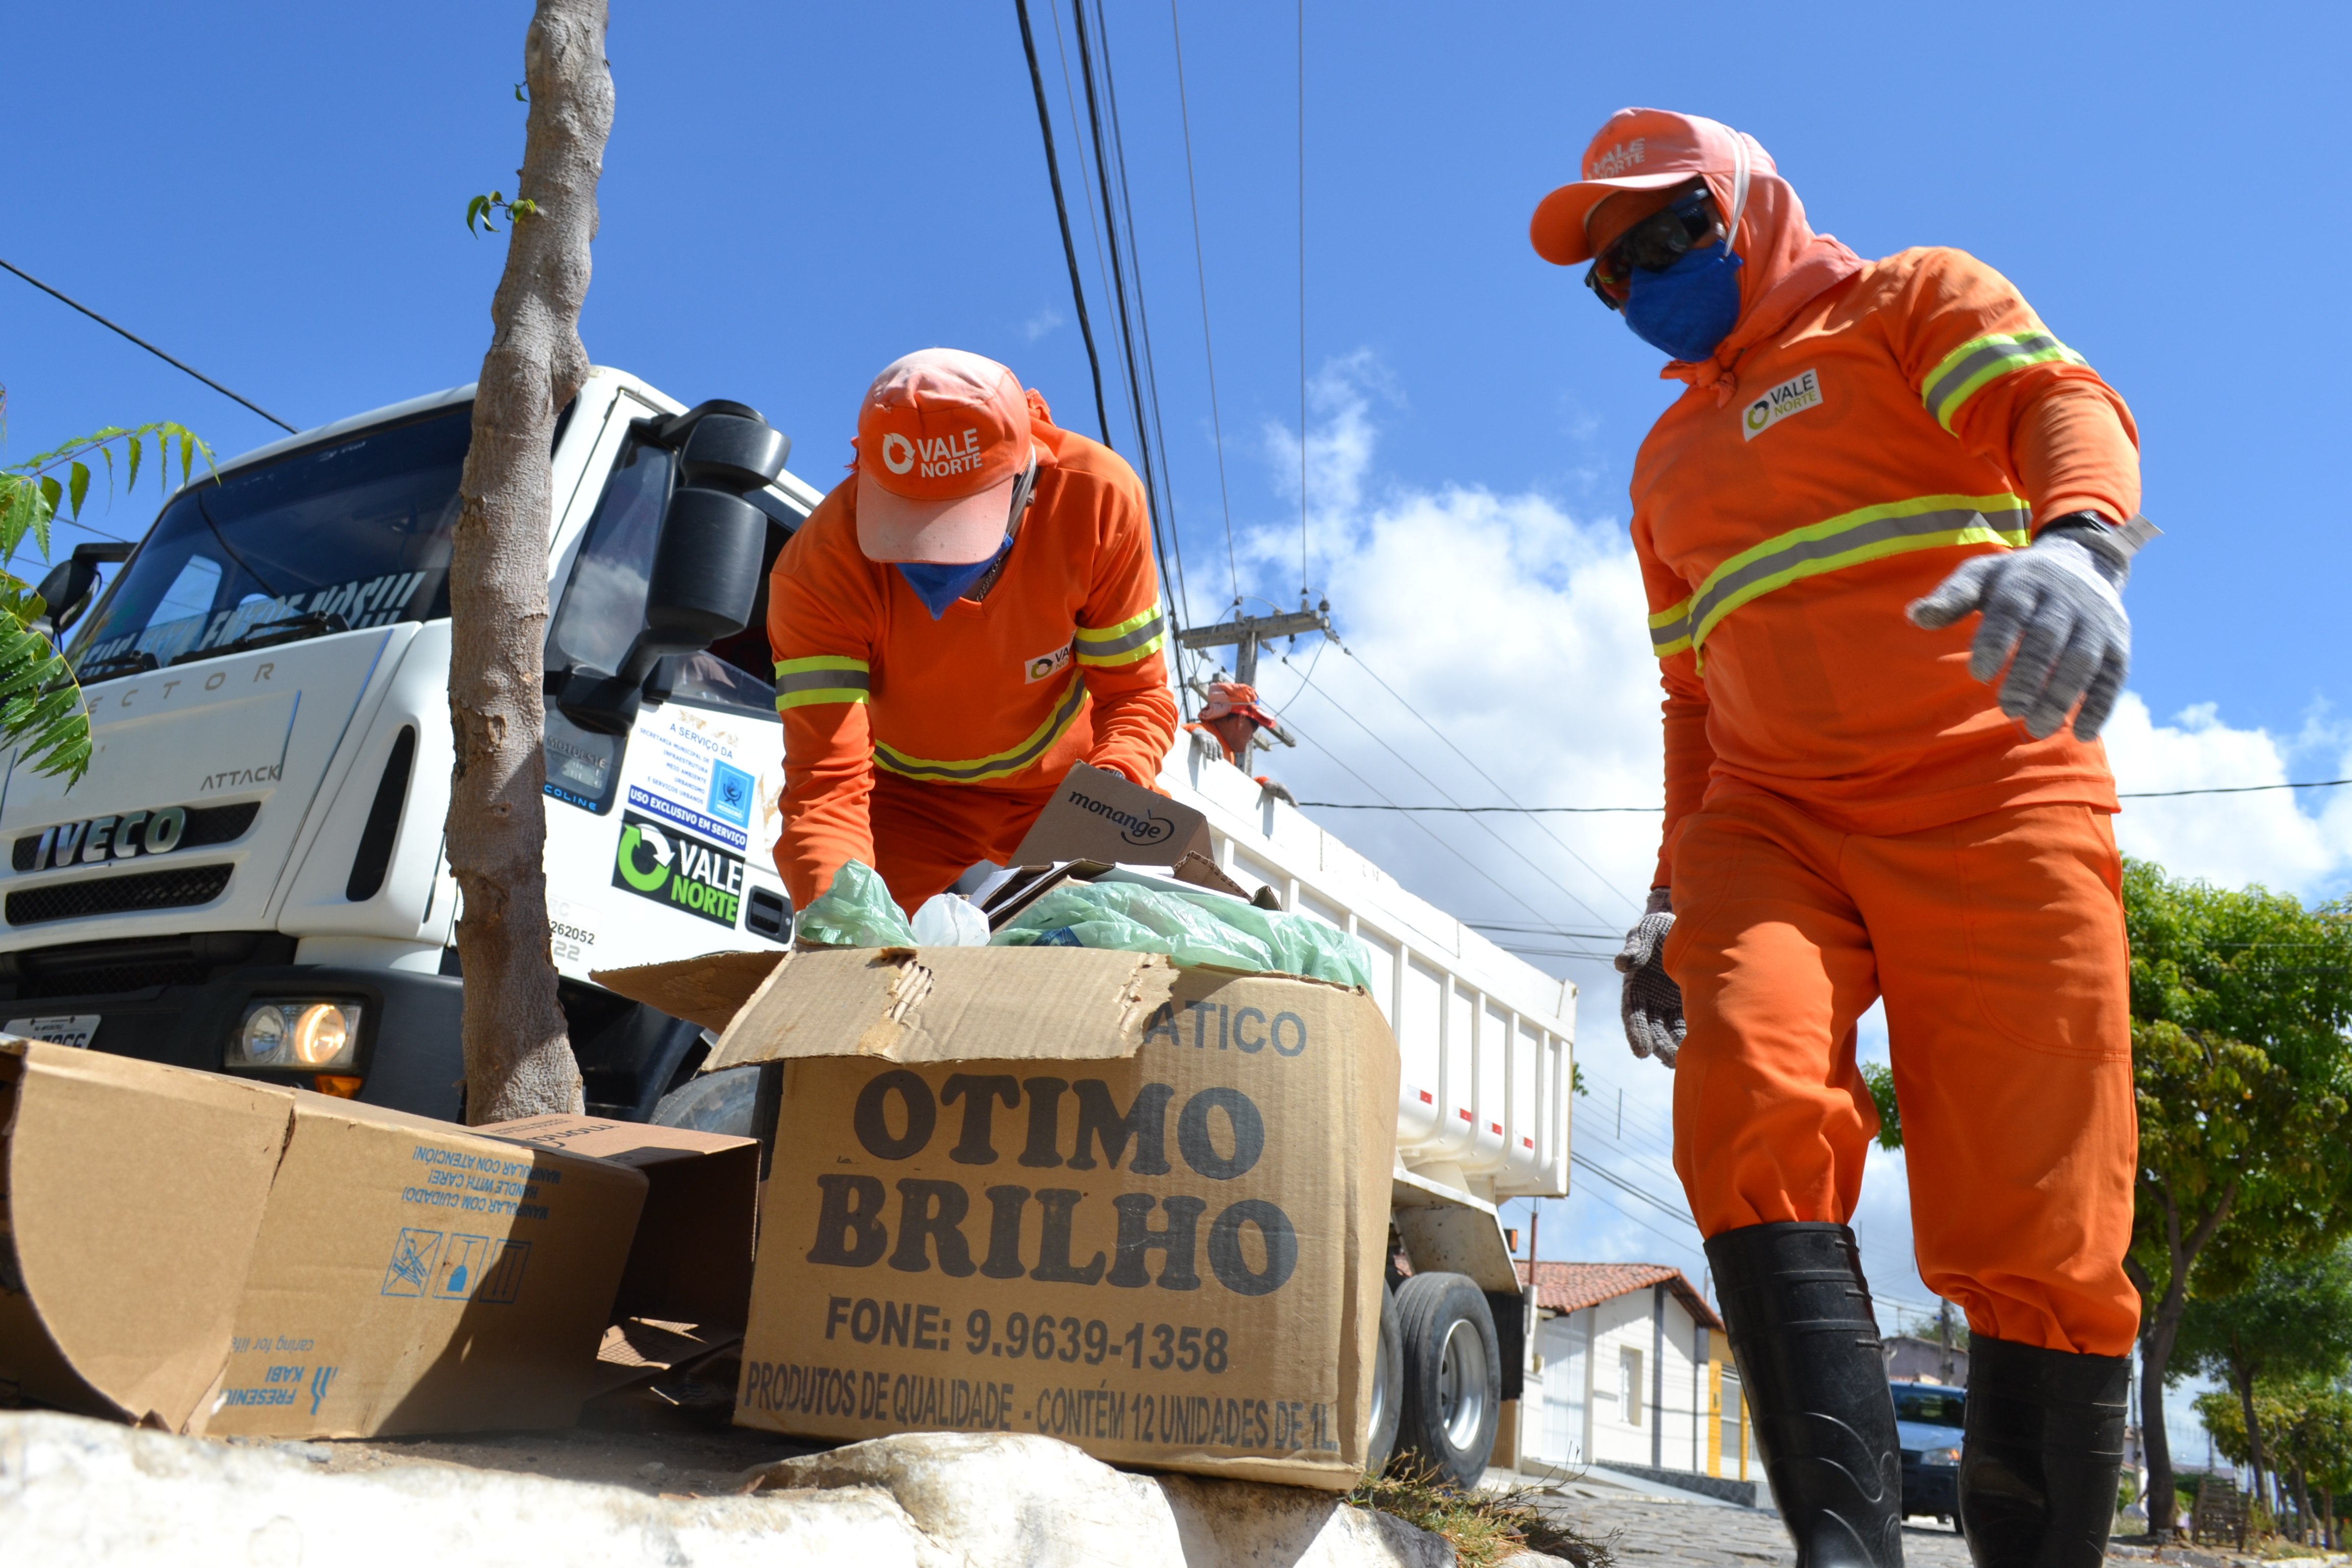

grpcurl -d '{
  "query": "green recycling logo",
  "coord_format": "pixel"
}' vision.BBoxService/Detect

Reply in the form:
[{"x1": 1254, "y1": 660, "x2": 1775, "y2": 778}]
[{"x1": 611, "y1": 808, "x2": 746, "y2": 928}]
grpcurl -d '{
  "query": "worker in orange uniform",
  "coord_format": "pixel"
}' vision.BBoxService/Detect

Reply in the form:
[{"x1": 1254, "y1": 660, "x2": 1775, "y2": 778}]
[
  {"x1": 1532, "y1": 110, "x2": 2149, "y2": 1568},
  {"x1": 767, "y1": 348, "x2": 1178, "y2": 916}
]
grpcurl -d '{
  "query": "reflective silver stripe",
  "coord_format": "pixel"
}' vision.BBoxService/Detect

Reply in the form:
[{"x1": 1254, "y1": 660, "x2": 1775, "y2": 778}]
[
  {"x1": 1648, "y1": 605, "x2": 1694, "y2": 655},
  {"x1": 774, "y1": 666, "x2": 870, "y2": 696},
  {"x1": 1073, "y1": 611, "x2": 1165, "y2": 662},
  {"x1": 1683, "y1": 503, "x2": 2026, "y2": 652},
  {"x1": 872, "y1": 675, "x2": 1089, "y2": 783},
  {"x1": 1921, "y1": 332, "x2": 2083, "y2": 429}
]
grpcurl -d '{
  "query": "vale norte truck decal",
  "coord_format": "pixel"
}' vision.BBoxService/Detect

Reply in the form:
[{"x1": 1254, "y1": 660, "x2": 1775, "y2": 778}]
[{"x1": 611, "y1": 809, "x2": 746, "y2": 927}]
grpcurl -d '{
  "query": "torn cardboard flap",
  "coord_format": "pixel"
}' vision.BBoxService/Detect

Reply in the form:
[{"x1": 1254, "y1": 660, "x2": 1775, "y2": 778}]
[
  {"x1": 0, "y1": 1038, "x2": 664, "y2": 1439},
  {"x1": 589, "y1": 947, "x2": 788, "y2": 1035},
  {"x1": 704, "y1": 946, "x2": 1183, "y2": 1069},
  {"x1": 1011, "y1": 760, "x2": 1212, "y2": 868},
  {"x1": 480, "y1": 1115, "x2": 759, "y2": 1330}
]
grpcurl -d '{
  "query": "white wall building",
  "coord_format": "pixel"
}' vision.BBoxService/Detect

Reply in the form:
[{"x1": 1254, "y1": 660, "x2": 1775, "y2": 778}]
[{"x1": 1516, "y1": 1262, "x2": 1750, "y2": 1485}]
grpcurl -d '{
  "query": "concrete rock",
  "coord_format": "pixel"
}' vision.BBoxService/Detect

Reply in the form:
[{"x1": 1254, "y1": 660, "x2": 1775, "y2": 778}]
[
  {"x1": 3, "y1": 1413, "x2": 1454, "y2": 1567},
  {"x1": 746, "y1": 1432, "x2": 1453, "y2": 1568}
]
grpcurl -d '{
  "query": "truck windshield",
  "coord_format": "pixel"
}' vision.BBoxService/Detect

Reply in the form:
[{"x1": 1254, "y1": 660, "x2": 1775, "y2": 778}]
[{"x1": 69, "y1": 405, "x2": 473, "y2": 679}]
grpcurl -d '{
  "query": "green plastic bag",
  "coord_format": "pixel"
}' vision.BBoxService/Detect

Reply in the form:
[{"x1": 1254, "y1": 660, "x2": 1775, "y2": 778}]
[
  {"x1": 794, "y1": 859, "x2": 918, "y2": 948},
  {"x1": 989, "y1": 878, "x2": 1371, "y2": 989}
]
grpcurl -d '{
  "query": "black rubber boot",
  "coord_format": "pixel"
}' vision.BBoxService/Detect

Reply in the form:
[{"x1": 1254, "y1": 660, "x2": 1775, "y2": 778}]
[
  {"x1": 1706, "y1": 1221, "x2": 1904, "y2": 1568},
  {"x1": 1958, "y1": 1335, "x2": 2129, "y2": 1568}
]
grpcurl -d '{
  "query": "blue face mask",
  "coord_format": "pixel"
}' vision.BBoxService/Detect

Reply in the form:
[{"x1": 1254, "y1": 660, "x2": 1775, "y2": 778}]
[
  {"x1": 896, "y1": 534, "x2": 1012, "y2": 619},
  {"x1": 1623, "y1": 241, "x2": 1745, "y2": 362}
]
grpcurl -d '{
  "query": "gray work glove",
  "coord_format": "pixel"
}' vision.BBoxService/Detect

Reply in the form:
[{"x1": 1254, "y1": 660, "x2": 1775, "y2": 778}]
[
  {"x1": 1907, "y1": 514, "x2": 2152, "y2": 743},
  {"x1": 1614, "y1": 887, "x2": 1683, "y2": 1069}
]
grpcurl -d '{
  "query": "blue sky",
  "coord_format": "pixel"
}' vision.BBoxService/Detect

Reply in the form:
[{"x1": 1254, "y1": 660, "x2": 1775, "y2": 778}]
[{"x1": 10, "y1": 1, "x2": 2342, "y2": 1460}]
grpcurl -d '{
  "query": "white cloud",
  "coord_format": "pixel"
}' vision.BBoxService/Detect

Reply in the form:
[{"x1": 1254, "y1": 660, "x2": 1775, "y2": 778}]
[
  {"x1": 1021, "y1": 305, "x2": 1064, "y2": 343},
  {"x1": 2103, "y1": 694, "x2": 2352, "y2": 896},
  {"x1": 1208, "y1": 353, "x2": 2351, "y2": 1383}
]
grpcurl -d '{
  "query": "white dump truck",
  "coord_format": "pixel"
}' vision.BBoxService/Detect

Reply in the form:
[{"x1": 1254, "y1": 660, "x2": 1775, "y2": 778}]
[{"x1": 0, "y1": 368, "x2": 1574, "y2": 1481}]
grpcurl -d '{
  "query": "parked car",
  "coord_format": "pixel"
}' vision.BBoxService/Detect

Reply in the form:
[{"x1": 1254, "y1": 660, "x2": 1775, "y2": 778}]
[{"x1": 1893, "y1": 1380, "x2": 1967, "y2": 1524}]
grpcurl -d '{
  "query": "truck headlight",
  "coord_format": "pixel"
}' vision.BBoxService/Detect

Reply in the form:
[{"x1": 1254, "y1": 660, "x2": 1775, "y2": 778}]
[{"x1": 230, "y1": 1000, "x2": 361, "y2": 1070}]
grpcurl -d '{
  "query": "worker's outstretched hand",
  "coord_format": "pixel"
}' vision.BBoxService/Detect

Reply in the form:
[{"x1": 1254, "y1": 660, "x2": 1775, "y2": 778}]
[
  {"x1": 1614, "y1": 887, "x2": 1684, "y2": 1069},
  {"x1": 1907, "y1": 519, "x2": 2132, "y2": 742}
]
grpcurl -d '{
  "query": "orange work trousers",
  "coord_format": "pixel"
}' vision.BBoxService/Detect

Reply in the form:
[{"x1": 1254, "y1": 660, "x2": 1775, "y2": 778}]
[
  {"x1": 1664, "y1": 791, "x2": 2139, "y2": 1356},
  {"x1": 869, "y1": 770, "x2": 1057, "y2": 915}
]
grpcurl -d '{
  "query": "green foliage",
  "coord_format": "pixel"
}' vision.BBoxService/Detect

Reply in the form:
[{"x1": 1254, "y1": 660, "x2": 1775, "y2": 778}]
[
  {"x1": 1860, "y1": 1060, "x2": 1903, "y2": 1151},
  {"x1": 1350, "y1": 1460, "x2": 1615, "y2": 1568},
  {"x1": 2178, "y1": 1248, "x2": 2352, "y2": 1397},
  {"x1": 2195, "y1": 1377, "x2": 2352, "y2": 1497},
  {"x1": 0, "y1": 421, "x2": 215, "y2": 782},
  {"x1": 465, "y1": 190, "x2": 540, "y2": 235},
  {"x1": 1571, "y1": 1060, "x2": 1589, "y2": 1098},
  {"x1": 2125, "y1": 861, "x2": 2352, "y2": 1304}
]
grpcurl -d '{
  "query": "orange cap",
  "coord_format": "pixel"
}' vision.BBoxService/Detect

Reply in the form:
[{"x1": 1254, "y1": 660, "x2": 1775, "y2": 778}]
[
  {"x1": 1529, "y1": 108, "x2": 1763, "y2": 267},
  {"x1": 854, "y1": 348, "x2": 1036, "y2": 565}
]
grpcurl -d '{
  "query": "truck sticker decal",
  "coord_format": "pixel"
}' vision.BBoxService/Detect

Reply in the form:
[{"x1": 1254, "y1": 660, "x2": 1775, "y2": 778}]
[{"x1": 611, "y1": 809, "x2": 746, "y2": 928}]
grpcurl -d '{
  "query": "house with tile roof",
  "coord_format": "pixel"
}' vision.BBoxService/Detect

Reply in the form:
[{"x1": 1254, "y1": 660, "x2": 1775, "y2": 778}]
[{"x1": 1515, "y1": 1260, "x2": 1753, "y2": 1490}]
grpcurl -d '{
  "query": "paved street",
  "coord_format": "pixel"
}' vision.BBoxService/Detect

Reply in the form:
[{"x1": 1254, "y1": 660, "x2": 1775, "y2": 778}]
[{"x1": 1529, "y1": 1483, "x2": 1973, "y2": 1567}]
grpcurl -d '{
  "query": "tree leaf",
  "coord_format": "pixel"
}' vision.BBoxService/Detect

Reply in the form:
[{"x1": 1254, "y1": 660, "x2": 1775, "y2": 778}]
[
  {"x1": 67, "y1": 461, "x2": 89, "y2": 521},
  {"x1": 125, "y1": 433, "x2": 142, "y2": 494},
  {"x1": 179, "y1": 430, "x2": 193, "y2": 489}
]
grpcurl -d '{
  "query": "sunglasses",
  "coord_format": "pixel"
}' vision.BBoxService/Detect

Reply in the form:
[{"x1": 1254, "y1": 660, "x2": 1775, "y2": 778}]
[{"x1": 1584, "y1": 186, "x2": 1723, "y2": 312}]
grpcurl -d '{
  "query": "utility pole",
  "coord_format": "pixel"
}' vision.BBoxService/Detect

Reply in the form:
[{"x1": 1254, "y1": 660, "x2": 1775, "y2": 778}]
[
  {"x1": 1176, "y1": 597, "x2": 1333, "y2": 690},
  {"x1": 1938, "y1": 1299, "x2": 1955, "y2": 1383},
  {"x1": 1175, "y1": 597, "x2": 1334, "y2": 758}
]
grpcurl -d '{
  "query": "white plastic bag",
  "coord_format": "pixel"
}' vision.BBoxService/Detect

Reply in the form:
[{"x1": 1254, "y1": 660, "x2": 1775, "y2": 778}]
[{"x1": 910, "y1": 892, "x2": 992, "y2": 947}]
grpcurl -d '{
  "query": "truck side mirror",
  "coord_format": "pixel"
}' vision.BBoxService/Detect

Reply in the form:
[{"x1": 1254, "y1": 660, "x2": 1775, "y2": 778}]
[
  {"x1": 556, "y1": 485, "x2": 770, "y2": 736},
  {"x1": 34, "y1": 541, "x2": 135, "y2": 636}
]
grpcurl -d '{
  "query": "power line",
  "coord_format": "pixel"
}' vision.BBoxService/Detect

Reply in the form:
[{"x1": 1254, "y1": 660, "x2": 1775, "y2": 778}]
[
  {"x1": 1165, "y1": 0, "x2": 1239, "y2": 606},
  {"x1": 1, "y1": 256, "x2": 297, "y2": 434},
  {"x1": 1090, "y1": 2, "x2": 1192, "y2": 632},
  {"x1": 1572, "y1": 1149, "x2": 1698, "y2": 1229},
  {"x1": 1012, "y1": 0, "x2": 1112, "y2": 448},
  {"x1": 1304, "y1": 801, "x2": 1663, "y2": 814},
  {"x1": 1335, "y1": 646, "x2": 1646, "y2": 916},
  {"x1": 2120, "y1": 778, "x2": 2352, "y2": 798},
  {"x1": 1294, "y1": 0, "x2": 1308, "y2": 598},
  {"x1": 1303, "y1": 776, "x2": 2352, "y2": 810},
  {"x1": 1284, "y1": 660, "x2": 1623, "y2": 930},
  {"x1": 1276, "y1": 705, "x2": 1563, "y2": 930}
]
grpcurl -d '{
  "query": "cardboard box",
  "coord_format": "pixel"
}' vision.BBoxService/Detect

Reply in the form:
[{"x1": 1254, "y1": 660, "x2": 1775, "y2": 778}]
[
  {"x1": 698, "y1": 946, "x2": 1400, "y2": 1490},
  {"x1": 0, "y1": 1039, "x2": 652, "y2": 1437},
  {"x1": 1010, "y1": 762, "x2": 1212, "y2": 868},
  {"x1": 479, "y1": 1115, "x2": 760, "y2": 1329}
]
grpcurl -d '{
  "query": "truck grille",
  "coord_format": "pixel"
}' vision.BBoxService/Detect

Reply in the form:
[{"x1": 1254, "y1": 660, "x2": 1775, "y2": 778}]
[
  {"x1": 11, "y1": 801, "x2": 259, "y2": 872},
  {"x1": 6, "y1": 864, "x2": 234, "y2": 926},
  {"x1": 0, "y1": 930, "x2": 298, "y2": 998}
]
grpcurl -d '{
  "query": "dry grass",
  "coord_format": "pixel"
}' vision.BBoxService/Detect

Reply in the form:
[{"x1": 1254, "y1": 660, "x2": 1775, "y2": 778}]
[{"x1": 1348, "y1": 1459, "x2": 1618, "y2": 1568}]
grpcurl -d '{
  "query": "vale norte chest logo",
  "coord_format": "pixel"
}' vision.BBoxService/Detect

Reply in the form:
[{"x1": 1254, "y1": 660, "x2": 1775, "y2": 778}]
[
  {"x1": 611, "y1": 809, "x2": 746, "y2": 928},
  {"x1": 1743, "y1": 368, "x2": 1824, "y2": 442}
]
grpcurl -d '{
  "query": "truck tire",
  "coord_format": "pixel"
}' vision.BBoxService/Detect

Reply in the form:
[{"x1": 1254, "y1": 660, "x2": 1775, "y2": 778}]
[
  {"x1": 1365, "y1": 1283, "x2": 1403, "y2": 1475},
  {"x1": 1393, "y1": 1271, "x2": 1501, "y2": 1489}
]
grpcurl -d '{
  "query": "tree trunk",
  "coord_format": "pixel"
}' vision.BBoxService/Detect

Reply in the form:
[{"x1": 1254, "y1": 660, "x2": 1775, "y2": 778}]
[
  {"x1": 2322, "y1": 1483, "x2": 2335, "y2": 1550},
  {"x1": 447, "y1": 0, "x2": 612, "y2": 1123},
  {"x1": 2292, "y1": 1460, "x2": 2311, "y2": 1545},
  {"x1": 2127, "y1": 1180, "x2": 2238, "y2": 1537},
  {"x1": 2235, "y1": 1363, "x2": 2270, "y2": 1523}
]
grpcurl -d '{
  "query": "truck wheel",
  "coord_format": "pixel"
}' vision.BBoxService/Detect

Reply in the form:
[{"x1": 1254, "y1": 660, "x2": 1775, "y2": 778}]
[
  {"x1": 1393, "y1": 1271, "x2": 1501, "y2": 1489},
  {"x1": 1365, "y1": 1283, "x2": 1403, "y2": 1474}
]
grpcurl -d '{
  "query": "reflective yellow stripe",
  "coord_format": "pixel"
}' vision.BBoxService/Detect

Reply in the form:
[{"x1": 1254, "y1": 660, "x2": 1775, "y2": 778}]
[
  {"x1": 1921, "y1": 331, "x2": 2087, "y2": 431},
  {"x1": 1072, "y1": 605, "x2": 1165, "y2": 667},
  {"x1": 872, "y1": 671, "x2": 1088, "y2": 783},
  {"x1": 1650, "y1": 493, "x2": 2029, "y2": 668},
  {"x1": 774, "y1": 654, "x2": 870, "y2": 710}
]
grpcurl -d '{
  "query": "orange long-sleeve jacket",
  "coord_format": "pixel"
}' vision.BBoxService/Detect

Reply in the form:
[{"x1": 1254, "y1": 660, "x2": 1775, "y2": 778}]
[
  {"x1": 1633, "y1": 237, "x2": 2141, "y2": 888},
  {"x1": 767, "y1": 404, "x2": 1178, "y2": 907}
]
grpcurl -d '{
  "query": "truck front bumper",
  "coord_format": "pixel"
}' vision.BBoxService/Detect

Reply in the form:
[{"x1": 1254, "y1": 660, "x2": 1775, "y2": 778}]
[{"x1": 7, "y1": 963, "x2": 465, "y2": 1120}]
